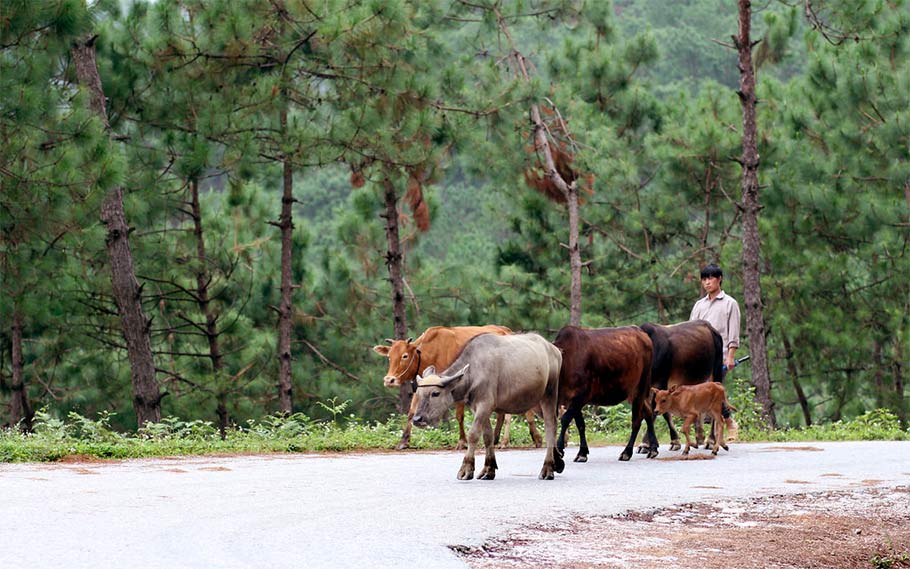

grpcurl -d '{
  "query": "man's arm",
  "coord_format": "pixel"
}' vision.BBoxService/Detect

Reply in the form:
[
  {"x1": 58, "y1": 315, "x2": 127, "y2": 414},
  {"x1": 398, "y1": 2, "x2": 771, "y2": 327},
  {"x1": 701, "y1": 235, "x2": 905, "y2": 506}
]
[{"x1": 725, "y1": 300, "x2": 742, "y2": 369}]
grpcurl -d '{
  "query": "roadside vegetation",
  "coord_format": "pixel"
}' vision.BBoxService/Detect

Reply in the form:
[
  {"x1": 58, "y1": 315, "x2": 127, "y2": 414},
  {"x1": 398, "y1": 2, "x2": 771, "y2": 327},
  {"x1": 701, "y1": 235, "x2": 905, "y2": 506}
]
[{"x1": 2, "y1": 384, "x2": 906, "y2": 463}]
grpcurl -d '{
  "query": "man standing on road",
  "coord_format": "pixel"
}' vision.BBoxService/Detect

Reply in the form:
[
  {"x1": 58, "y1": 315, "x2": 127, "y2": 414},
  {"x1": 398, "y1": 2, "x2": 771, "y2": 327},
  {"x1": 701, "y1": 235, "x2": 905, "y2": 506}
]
[{"x1": 690, "y1": 263, "x2": 741, "y2": 440}]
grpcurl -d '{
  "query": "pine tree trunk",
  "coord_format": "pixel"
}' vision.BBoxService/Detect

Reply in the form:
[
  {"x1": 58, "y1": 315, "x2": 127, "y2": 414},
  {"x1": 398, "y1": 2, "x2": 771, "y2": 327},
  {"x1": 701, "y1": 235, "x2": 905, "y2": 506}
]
[
  {"x1": 782, "y1": 334, "x2": 812, "y2": 426},
  {"x1": 9, "y1": 309, "x2": 34, "y2": 432},
  {"x1": 276, "y1": 105, "x2": 294, "y2": 415},
  {"x1": 381, "y1": 176, "x2": 411, "y2": 414},
  {"x1": 71, "y1": 35, "x2": 161, "y2": 428},
  {"x1": 894, "y1": 339, "x2": 907, "y2": 425},
  {"x1": 189, "y1": 179, "x2": 228, "y2": 436},
  {"x1": 735, "y1": 0, "x2": 776, "y2": 429},
  {"x1": 567, "y1": 184, "x2": 582, "y2": 326}
]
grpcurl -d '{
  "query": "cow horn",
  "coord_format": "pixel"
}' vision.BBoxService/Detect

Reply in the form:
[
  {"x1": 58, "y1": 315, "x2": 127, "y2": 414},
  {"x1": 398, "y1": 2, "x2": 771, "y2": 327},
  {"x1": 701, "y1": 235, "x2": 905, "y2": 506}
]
[
  {"x1": 385, "y1": 338, "x2": 395, "y2": 344},
  {"x1": 441, "y1": 364, "x2": 469, "y2": 387},
  {"x1": 407, "y1": 337, "x2": 414, "y2": 343}
]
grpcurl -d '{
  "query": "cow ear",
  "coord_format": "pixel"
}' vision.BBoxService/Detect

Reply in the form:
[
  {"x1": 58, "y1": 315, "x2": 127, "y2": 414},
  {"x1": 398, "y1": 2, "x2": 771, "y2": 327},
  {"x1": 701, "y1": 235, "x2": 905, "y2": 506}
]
[
  {"x1": 422, "y1": 365, "x2": 436, "y2": 377},
  {"x1": 441, "y1": 364, "x2": 469, "y2": 387},
  {"x1": 650, "y1": 387, "x2": 658, "y2": 396},
  {"x1": 669, "y1": 384, "x2": 679, "y2": 393},
  {"x1": 373, "y1": 345, "x2": 390, "y2": 356}
]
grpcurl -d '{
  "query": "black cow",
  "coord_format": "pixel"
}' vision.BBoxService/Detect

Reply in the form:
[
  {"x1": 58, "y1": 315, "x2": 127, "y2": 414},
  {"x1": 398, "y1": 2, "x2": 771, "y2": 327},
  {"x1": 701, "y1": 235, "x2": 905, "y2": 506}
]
[{"x1": 638, "y1": 320, "x2": 726, "y2": 451}]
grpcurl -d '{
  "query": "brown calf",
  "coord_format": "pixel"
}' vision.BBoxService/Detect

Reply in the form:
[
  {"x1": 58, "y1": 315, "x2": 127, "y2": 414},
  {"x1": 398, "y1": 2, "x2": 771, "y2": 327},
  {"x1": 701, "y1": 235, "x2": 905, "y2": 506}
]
[{"x1": 652, "y1": 383, "x2": 736, "y2": 456}]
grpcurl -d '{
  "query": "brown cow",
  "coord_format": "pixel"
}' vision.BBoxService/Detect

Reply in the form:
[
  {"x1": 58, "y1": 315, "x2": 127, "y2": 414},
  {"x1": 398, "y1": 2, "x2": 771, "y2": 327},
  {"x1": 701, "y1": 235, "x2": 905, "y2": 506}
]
[
  {"x1": 554, "y1": 325, "x2": 659, "y2": 463},
  {"x1": 652, "y1": 383, "x2": 737, "y2": 455},
  {"x1": 638, "y1": 320, "x2": 726, "y2": 452},
  {"x1": 372, "y1": 325, "x2": 540, "y2": 450}
]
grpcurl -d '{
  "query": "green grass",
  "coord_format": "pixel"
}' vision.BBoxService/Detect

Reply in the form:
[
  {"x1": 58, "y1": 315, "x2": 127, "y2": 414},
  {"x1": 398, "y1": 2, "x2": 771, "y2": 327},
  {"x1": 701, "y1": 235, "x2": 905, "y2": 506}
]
[{"x1": 0, "y1": 404, "x2": 906, "y2": 464}]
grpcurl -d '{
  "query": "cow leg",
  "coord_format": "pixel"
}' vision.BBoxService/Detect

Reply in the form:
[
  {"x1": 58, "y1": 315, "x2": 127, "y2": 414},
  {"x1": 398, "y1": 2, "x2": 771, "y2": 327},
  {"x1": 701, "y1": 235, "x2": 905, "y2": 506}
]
[
  {"x1": 397, "y1": 393, "x2": 419, "y2": 450},
  {"x1": 643, "y1": 404, "x2": 659, "y2": 458},
  {"x1": 713, "y1": 410, "x2": 728, "y2": 453},
  {"x1": 622, "y1": 398, "x2": 651, "y2": 461},
  {"x1": 477, "y1": 408, "x2": 498, "y2": 480},
  {"x1": 559, "y1": 402, "x2": 589, "y2": 463},
  {"x1": 458, "y1": 409, "x2": 486, "y2": 481},
  {"x1": 574, "y1": 411, "x2": 589, "y2": 462},
  {"x1": 696, "y1": 413, "x2": 708, "y2": 448},
  {"x1": 681, "y1": 414, "x2": 696, "y2": 455},
  {"x1": 540, "y1": 386, "x2": 563, "y2": 479},
  {"x1": 455, "y1": 402, "x2": 468, "y2": 450},
  {"x1": 526, "y1": 410, "x2": 543, "y2": 448},
  {"x1": 664, "y1": 412, "x2": 681, "y2": 451},
  {"x1": 495, "y1": 413, "x2": 511, "y2": 449},
  {"x1": 493, "y1": 412, "x2": 505, "y2": 447}
]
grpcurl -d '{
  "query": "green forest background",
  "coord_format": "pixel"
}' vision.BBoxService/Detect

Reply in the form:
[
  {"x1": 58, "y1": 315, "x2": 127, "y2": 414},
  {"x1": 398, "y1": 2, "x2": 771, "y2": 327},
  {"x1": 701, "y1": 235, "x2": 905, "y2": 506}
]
[{"x1": 2, "y1": 0, "x2": 908, "y2": 434}]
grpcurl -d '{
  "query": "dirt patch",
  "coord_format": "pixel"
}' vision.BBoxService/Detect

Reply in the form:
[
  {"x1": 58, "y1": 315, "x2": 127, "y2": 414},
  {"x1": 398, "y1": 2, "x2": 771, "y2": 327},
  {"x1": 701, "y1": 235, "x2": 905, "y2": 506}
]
[{"x1": 457, "y1": 486, "x2": 910, "y2": 569}]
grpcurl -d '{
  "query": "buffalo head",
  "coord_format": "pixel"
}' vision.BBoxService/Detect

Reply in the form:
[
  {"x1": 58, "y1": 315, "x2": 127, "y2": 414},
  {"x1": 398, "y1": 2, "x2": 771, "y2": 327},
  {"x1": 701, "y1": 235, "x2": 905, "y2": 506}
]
[{"x1": 411, "y1": 364, "x2": 469, "y2": 428}]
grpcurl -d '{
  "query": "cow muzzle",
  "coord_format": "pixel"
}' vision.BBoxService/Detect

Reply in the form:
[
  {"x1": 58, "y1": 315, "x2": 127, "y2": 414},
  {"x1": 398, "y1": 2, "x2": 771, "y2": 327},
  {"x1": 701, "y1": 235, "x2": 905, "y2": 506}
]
[
  {"x1": 412, "y1": 414, "x2": 429, "y2": 428},
  {"x1": 383, "y1": 375, "x2": 401, "y2": 388}
]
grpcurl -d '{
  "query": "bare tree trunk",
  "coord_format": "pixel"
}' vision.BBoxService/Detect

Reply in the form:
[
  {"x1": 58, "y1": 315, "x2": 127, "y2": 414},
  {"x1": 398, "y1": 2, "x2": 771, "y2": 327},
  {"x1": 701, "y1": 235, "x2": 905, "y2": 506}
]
[
  {"x1": 381, "y1": 175, "x2": 411, "y2": 414},
  {"x1": 782, "y1": 334, "x2": 812, "y2": 427},
  {"x1": 734, "y1": 0, "x2": 776, "y2": 429},
  {"x1": 189, "y1": 179, "x2": 229, "y2": 437},
  {"x1": 894, "y1": 339, "x2": 907, "y2": 425},
  {"x1": 9, "y1": 309, "x2": 34, "y2": 432},
  {"x1": 873, "y1": 338, "x2": 886, "y2": 410},
  {"x1": 276, "y1": 103, "x2": 295, "y2": 415},
  {"x1": 491, "y1": 6, "x2": 583, "y2": 326},
  {"x1": 567, "y1": 186, "x2": 582, "y2": 326},
  {"x1": 71, "y1": 35, "x2": 161, "y2": 428}
]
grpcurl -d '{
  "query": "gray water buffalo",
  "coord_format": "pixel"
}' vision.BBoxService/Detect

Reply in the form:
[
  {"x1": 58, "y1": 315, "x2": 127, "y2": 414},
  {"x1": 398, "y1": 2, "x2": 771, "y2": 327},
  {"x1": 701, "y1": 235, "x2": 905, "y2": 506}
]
[{"x1": 411, "y1": 333, "x2": 564, "y2": 481}]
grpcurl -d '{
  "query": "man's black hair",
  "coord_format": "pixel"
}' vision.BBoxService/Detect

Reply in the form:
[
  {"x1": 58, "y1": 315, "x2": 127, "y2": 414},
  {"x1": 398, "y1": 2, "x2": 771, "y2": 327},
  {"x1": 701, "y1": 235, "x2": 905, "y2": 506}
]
[{"x1": 700, "y1": 263, "x2": 723, "y2": 280}]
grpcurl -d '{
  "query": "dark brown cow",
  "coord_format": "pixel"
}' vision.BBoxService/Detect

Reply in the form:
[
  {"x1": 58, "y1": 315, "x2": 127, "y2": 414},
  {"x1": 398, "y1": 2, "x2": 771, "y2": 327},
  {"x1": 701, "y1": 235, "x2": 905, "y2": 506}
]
[
  {"x1": 653, "y1": 383, "x2": 737, "y2": 455},
  {"x1": 373, "y1": 325, "x2": 540, "y2": 450},
  {"x1": 638, "y1": 320, "x2": 725, "y2": 451},
  {"x1": 554, "y1": 325, "x2": 659, "y2": 463}
]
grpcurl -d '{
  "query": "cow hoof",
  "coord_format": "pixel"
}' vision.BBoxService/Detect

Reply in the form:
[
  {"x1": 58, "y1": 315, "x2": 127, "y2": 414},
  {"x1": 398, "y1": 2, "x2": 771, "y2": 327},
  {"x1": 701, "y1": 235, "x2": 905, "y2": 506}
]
[
  {"x1": 478, "y1": 468, "x2": 496, "y2": 480},
  {"x1": 456, "y1": 441, "x2": 467, "y2": 451},
  {"x1": 554, "y1": 456, "x2": 565, "y2": 474},
  {"x1": 574, "y1": 454, "x2": 588, "y2": 463},
  {"x1": 647, "y1": 448, "x2": 659, "y2": 459},
  {"x1": 669, "y1": 442, "x2": 681, "y2": 451},
  {"x1": 721, "y1": 444, "x2": 729, "y2": 452},
  {"x1": 618, "y1": 452, "x2": 631, "y2": 462},
  {"x1": 539, "y1": 468, "x2": 555, "y2": 480},
  {"x1": 395, "y1": 441, "x2": 409, "y2": 451},
  {"x1": 636, "y1": 445, "x2": 648, "y2": 454},
  {"x1": 457, "y1": 469, "x2": 474, "y2": 481},
  {"x1": 682, "y1": 449, "x2": 690, "y2": 456}
]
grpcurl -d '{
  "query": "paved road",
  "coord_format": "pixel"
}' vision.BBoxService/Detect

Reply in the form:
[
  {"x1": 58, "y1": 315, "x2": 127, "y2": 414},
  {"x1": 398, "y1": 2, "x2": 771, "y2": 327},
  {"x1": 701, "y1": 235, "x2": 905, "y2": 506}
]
[{"x1": 1, "y1": 441, "x2": 908, "y2": 568}]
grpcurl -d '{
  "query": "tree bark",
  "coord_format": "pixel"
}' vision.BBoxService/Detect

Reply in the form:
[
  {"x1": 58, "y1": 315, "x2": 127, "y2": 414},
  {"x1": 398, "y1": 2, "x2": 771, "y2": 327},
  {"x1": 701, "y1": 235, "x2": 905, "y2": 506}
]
[
  {"x1": 276, "y1": 103, "x2": 294, "y2": 415},
  {"x1": 189, "y1": 179, "x2": 229, "y2": 437},
  {"x1": 9, "y1": 309, "x2": 34, "y2": 432},
  {"x1": 894, "y1": 338, "x2": 907, "y2": 425},
  {"x1": 734, "y1": 0, "x2": 776, "y2": 429},
  {"x1": 71, "y1": 35, "x2": 161, "y2": 427},
  {"x1": 381, "y1": 176, "x2": 411, "y2": 414},
  {"x1": 782, "y1": 334, "x2": 812, "y2": 427}
]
